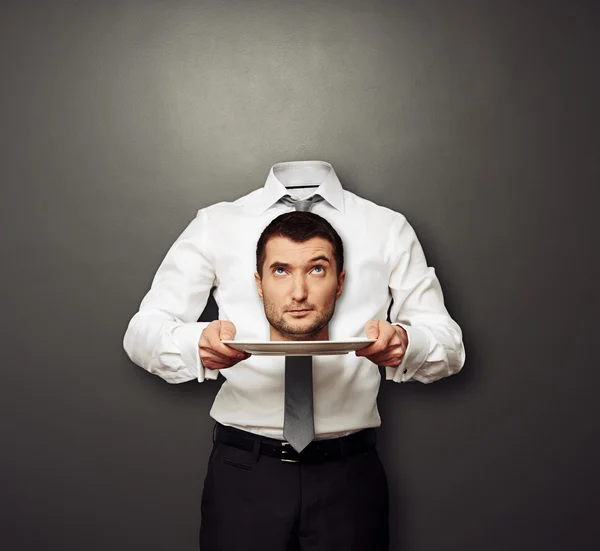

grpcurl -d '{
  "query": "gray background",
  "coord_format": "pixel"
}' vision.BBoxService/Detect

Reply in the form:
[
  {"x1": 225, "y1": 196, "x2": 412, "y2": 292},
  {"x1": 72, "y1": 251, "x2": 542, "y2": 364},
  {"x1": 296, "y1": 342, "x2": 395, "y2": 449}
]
[{"x1": 2, "y1": 0, "x2": 599, "y2": 550}]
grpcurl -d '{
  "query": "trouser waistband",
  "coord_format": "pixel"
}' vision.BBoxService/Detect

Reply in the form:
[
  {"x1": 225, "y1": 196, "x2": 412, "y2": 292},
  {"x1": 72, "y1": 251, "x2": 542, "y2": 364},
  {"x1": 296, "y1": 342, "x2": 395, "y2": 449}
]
[{"x1": 214, "y1": 423, "x2": 377, "y2": 463}]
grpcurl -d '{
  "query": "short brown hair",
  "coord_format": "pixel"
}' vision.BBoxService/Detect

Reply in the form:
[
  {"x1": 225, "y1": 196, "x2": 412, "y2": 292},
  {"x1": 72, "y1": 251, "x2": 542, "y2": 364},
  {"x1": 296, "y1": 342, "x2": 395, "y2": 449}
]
[{"x1": 256, "y1": 211, "x2": 344, "y2": 277}]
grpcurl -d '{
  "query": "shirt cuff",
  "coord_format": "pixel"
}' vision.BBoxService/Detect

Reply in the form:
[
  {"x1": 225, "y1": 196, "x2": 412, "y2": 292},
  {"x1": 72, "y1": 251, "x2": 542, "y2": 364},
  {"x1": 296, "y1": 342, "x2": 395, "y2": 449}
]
[
  {"x1": 385, "y1": 323, "x2": 429, "y2": 383},
  {"x1": 172, "y1": 322, "x2": 219, "y2": 382}
]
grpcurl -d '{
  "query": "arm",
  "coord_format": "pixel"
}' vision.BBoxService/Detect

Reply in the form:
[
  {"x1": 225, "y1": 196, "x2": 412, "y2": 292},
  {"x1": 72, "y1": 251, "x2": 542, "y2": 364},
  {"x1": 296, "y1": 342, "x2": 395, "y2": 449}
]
[
  {"x1": 123, "y1": 209, "x2": 220, "y2": 383},
  {"x1": 387, "y1": 214, "x2": 465, "y2": 383}
]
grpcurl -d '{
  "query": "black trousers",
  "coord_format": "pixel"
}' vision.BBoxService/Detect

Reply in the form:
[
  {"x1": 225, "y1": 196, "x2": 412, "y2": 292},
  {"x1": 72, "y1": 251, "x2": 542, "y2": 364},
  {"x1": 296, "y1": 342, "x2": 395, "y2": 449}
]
[{"x1": 199, "y1": 425, "x2": 389, "y2": 551}]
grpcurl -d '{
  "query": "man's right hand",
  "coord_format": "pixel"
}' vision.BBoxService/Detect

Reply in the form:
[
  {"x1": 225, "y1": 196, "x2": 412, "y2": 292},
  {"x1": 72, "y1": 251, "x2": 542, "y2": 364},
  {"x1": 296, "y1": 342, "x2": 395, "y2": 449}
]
[{"x1": 198, "y1": 320, "x2": 251, "y2": 370}]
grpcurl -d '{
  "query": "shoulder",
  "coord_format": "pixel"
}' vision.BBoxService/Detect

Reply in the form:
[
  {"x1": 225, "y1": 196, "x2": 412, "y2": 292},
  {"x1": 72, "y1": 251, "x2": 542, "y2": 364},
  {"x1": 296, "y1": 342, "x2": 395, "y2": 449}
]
[
  {"x1": 195, "y1": 188, "x2": 263, "y2": 222},
  {"x1": 343, "y1": 189, "x2": 408, "y2": 226}
]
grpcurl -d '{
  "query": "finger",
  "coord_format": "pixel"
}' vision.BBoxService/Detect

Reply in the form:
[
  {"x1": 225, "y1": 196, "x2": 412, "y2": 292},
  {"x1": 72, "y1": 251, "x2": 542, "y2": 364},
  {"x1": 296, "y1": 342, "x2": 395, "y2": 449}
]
[
  {"x1": 356, "y1": 339, "x2": 388, "y2": 356},
  {"x1": 219, "y1": 343, "x2": 248, "y2": 360},
  {"x1": 357, "y1": 328, "x2": 396, "y2": 356},
  {"x1": 369, "y1": 355, "x2": 403, "y2": 368},
  {"x1": 219, "y1": 320, "x2": 237, "y2": 341},
  {"x1": 203, "y1": 339, "x2": 247, "y2": 362},
  {"x1": 203, "y1": 358, "x2": 233, "y2": 370},
  {"x1": 199, "y1": 349, "x2": 232, "y2": 368},
  {"x1": 357, "y1": 321, "x2": 384, "y2": 356},
  {"x1": 365, "y1": 345, "x2": 407, "y2": 367},
  {"x1": 364, "y1": 320, "x2": 380, "y2": 340},
  {"x1": 200, "y1": 349, "x2": 247, "y2": 369},
  {"x1": 215, "y1": 321, "x2": 247, "y2": 360},
  {"x1": 199, "y1": 346, "x2": 232, "y2": 364},
  {"x1": 205, "y1": 329, "x2": 247, "y2": 360},
  {"x1": 356, "y1": 342, "x2": 380, "y2": 356}
]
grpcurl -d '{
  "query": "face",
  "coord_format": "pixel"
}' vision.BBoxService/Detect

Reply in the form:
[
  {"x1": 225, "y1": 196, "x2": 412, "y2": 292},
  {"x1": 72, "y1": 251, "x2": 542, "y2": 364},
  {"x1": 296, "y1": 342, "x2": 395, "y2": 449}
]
[{"x1": 255, "y1": 236, "x2": 345, "y2": 341}]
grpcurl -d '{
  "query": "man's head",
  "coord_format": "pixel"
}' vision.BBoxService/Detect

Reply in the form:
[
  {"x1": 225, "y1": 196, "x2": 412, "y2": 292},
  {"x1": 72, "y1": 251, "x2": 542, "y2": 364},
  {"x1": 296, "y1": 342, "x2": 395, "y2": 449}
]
[{"x1": 255, "y1": 212, "x2": 345, "y2": 341}]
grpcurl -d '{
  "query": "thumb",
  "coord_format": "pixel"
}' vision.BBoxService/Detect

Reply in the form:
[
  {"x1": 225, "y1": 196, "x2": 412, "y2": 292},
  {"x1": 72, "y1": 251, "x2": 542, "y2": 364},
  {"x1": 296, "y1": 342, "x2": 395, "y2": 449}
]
[
  {"x1": 365, "y1": 320, "x2": 380, "y2": 340},
  {"x1": 219, "y1": 321, "x2": 237, "y2": 341}
]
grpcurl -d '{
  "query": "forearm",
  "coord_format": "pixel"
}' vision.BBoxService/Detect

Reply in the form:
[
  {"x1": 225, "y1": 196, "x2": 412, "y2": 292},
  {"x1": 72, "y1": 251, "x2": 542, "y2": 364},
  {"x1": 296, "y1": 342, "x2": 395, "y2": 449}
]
[
  {"x1": 387, "y1": 319, "x2": 465, "y2": 383},
  {"x1": 122, "y1": 209, "x2": 219, "y2": 383},
  {"x1": 386, "y1": 214, "x2": 466, "y2": 383},
  {"x1": 123, "y1": 311, "x2": 218, "y2": 383}
]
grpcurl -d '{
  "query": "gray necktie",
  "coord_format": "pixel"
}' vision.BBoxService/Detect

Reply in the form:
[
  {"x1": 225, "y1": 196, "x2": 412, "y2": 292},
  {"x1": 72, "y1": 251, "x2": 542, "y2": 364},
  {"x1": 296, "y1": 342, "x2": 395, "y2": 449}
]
[
  {"x1": 284, "y1": 355, "x2": 314, "y2": 453},
  {"x1": 280, "y1": 193, "x2": 324, "y2": 212},
  {"x1": 281, "y1": 193, "x2": 322, "y2": 453}
]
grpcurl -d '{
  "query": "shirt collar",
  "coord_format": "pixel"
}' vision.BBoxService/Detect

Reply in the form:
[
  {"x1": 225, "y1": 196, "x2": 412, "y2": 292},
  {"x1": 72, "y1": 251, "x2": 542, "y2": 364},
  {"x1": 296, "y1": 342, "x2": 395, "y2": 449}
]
[{"x1": 256, "y1": 160, "x2": 345, "y2": 213}]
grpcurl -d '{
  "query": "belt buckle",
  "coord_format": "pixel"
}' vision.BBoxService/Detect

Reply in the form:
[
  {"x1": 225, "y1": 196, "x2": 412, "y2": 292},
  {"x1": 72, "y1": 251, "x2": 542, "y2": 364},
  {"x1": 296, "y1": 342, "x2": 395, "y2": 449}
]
[{"x1": 281, "y1": 441, "x2": 299, "y2": 463}]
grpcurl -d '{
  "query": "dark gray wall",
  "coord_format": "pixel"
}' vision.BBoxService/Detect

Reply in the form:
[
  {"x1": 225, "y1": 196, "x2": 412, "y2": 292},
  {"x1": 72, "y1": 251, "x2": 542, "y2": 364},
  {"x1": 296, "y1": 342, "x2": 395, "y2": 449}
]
[{"x1": 2, "y1": 1, "x2": 599, "y2": 550}]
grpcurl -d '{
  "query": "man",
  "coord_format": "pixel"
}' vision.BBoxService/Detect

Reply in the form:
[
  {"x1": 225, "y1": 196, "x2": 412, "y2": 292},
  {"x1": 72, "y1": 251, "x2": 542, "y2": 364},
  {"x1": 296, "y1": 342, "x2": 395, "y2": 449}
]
[
  {"x1": 200, "y1": 210, "x2": 391, "y2": 549},
  {"x1": 123, "y1": 160, "x2": 465, "y2": 548}
]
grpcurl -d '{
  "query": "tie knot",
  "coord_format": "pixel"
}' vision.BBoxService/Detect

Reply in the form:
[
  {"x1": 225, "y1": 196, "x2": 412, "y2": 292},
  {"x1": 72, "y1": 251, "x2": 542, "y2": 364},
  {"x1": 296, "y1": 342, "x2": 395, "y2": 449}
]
[{"x1": 281, "y1": 194, "x2": 324, "y2": 212}]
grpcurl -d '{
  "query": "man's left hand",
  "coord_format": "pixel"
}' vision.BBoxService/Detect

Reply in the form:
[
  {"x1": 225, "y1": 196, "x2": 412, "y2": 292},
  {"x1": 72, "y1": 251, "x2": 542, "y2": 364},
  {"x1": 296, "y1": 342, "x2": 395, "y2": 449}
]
[{"x1": 355, "y1": 320, "x2": 408, "y2": 367}]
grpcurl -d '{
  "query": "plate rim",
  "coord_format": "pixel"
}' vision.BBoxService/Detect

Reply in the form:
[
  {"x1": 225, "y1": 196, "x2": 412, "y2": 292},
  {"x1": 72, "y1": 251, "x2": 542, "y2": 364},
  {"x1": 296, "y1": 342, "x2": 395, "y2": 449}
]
[
  {"x1": 220, "y1": 338, "x2": 376, "y2": 355},
  {"x1": 221, "y1": 338, "x2": 376, "y2": 346}
]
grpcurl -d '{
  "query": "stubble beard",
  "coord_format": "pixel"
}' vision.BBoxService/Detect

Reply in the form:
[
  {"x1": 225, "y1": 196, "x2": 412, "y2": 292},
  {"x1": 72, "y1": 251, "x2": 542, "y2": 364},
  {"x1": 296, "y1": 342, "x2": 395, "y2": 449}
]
[{"x1": 263, "y1": 299, "x2": 336, "y2": 341}]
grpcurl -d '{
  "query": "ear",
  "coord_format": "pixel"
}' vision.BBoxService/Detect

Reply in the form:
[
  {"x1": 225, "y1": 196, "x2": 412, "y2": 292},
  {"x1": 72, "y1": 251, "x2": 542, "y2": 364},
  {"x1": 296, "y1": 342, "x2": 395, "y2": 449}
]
[
  {"x1": 335, "y1": 270, "x2": 346, "y2": 300},
  {"x1": 254, "y1": 272, "x2": 263, "y2": 301}
]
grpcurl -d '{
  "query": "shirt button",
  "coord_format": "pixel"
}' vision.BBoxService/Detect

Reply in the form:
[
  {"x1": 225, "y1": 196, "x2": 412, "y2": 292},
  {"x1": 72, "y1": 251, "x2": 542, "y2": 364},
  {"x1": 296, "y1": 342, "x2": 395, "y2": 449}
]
[
  {"x1": 291, "y1": 195, "x2": 300, "y2": 201},
  {"x1": 403, "y1": 368, "x2": 408, "y2": 374}
]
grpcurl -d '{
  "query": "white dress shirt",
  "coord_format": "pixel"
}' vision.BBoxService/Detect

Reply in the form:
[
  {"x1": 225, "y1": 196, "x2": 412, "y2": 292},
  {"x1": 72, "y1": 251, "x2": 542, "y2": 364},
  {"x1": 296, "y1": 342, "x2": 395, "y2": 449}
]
[{"x1": 123, "y1": 161, "x2": 465, "y2": 439}]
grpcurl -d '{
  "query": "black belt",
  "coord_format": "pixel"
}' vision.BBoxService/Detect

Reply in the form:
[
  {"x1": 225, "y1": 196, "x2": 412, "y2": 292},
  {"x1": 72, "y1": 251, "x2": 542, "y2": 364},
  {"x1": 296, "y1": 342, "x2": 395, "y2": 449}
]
[{"x1": 214, "y1": 423, "x2": 376, "y2": 464}]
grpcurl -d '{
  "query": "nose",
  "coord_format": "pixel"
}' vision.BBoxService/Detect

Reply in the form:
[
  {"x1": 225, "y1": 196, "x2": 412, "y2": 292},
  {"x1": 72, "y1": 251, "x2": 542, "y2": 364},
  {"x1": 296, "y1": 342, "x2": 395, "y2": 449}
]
[{"x1": 290, "y1": 274, "x2": 308, "y2": 302}]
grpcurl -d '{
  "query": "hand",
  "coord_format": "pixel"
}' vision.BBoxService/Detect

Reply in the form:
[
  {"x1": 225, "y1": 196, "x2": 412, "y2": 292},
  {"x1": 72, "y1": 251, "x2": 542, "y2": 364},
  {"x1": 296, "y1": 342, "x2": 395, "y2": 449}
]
[
  {"x1": 355, "y1": 320, "x2": 408, "y2": 367},
  {"x1": 198, "y1": 320, "x2": 251, "y2": 370}
]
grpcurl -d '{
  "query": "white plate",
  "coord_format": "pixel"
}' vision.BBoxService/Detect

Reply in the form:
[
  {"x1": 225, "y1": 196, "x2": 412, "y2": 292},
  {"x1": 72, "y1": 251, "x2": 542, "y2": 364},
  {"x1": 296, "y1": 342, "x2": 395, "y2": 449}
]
[{"x1": 221, "y1": 338, "x2": 376, "y2": 356}]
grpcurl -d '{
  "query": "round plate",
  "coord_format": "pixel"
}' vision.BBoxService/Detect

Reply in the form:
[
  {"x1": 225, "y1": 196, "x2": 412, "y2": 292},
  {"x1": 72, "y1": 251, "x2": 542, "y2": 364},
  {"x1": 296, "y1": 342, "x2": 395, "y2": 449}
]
[{"x1": 221, "y1": 338, "x2": 376, "y2": 356}]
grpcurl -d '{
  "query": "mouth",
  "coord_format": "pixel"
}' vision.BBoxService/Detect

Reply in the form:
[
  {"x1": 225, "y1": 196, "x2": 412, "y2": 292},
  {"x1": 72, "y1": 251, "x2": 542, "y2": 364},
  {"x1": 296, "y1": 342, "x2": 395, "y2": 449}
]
[{"x1": 286, "y1": 309, "x2": 313, "y2": 316}]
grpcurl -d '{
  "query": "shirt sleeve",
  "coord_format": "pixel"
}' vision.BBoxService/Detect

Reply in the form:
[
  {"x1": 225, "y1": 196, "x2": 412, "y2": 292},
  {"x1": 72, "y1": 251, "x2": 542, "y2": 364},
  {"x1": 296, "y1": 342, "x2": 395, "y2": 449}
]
[
  {"x1": 123, "y1": 209, "x2": 220, "y2": 383},
  {"x1": 385, "y1": 214, "x2": 466, "y2": 384}
]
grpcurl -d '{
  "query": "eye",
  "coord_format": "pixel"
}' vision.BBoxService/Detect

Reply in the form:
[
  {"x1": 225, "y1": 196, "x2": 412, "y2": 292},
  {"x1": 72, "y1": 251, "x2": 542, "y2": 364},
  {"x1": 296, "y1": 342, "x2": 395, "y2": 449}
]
[
  {"x1": 312, "y1": 265, "x2": 324, "y2": 274},
  {"x1": 274, "y1": 267, "x2": 286, "y2": 275}
]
